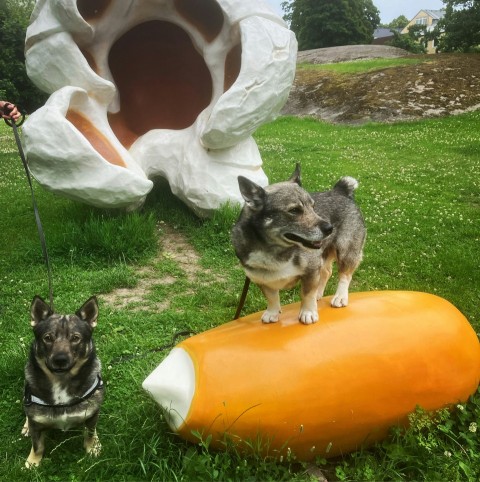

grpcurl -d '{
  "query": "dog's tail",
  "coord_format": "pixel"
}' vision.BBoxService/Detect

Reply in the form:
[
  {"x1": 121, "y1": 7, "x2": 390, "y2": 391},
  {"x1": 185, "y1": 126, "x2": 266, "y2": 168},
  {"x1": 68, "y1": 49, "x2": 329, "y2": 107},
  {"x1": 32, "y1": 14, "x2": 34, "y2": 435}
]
[{"x1": 333, "y1": 176, "x2": 359, "y2": 199}]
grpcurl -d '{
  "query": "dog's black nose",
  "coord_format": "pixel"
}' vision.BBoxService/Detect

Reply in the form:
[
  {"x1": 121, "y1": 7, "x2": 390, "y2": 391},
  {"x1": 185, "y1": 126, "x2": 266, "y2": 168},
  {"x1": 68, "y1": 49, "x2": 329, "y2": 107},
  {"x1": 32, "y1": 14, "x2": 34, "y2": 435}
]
[
  {"x1": 52, "y1": 353, "x2": 70, "y2": 368},
  {"x1": 320, "y1": 221, "x2": 333, "y2": 236}
]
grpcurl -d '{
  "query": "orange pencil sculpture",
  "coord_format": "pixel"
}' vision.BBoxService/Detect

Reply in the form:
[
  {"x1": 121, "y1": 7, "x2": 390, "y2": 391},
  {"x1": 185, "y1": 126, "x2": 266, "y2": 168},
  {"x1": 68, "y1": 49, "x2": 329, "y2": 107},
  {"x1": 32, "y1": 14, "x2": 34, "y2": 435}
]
[{"x1": 143, "y1": 291, "x2": 480, "y2": 460}]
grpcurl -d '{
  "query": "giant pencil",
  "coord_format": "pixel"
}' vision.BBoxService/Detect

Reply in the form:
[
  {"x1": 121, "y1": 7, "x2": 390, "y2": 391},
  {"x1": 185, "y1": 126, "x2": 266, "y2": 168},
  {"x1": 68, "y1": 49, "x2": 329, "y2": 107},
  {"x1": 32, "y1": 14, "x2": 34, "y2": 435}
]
[{"x1": 143, "y1": 291, "x2": 480, "y2": 460}]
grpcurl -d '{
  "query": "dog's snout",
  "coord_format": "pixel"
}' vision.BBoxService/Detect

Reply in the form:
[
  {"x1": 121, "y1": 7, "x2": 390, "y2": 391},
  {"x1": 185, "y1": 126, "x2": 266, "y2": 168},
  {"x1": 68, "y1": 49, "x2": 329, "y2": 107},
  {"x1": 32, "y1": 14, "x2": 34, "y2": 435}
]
[
  {"x1": 52, "y1": 352, "x2": 71, "y2": 369},
  {"x1": 320, "y1": 221, "x2": 333, "y2": 236}
]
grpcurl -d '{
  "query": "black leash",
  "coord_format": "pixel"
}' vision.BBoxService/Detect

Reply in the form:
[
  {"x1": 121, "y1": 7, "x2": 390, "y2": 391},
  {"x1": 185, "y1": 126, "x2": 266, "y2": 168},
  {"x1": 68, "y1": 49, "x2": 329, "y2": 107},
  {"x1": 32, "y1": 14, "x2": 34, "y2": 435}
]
[
  {"x1": 6, "y1": 115, "x2": 55, "y2": 311},
  {"x1": 233, "y1": 276, "x2": 251, "y2": 319}
]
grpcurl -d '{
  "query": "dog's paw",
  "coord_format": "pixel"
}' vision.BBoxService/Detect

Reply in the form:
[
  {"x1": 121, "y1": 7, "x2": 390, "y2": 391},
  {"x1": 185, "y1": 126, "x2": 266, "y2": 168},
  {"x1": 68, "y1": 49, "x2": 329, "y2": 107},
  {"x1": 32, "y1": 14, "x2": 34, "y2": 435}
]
[
  {"x1": 21, "y1": 420, "x2": 29, "y2": 437},
  {"x1": 25, "y1": 449, "x2": 42, "y2": 469},
  {"x1": 25, "y1": 459, "x2": 40, "y2": 469},
  {"x1": 331, "y1": 294, "x2": 348, "y2": 308},
  {"x1": 261, "y1": 310, "x2": 280, "y2": 323},
  {"x1": 85, "y1": 433, "x2": 102, "y2": 457},
  {"x1": 299, "y1": 310, "x2": 318, "y2": 324}
]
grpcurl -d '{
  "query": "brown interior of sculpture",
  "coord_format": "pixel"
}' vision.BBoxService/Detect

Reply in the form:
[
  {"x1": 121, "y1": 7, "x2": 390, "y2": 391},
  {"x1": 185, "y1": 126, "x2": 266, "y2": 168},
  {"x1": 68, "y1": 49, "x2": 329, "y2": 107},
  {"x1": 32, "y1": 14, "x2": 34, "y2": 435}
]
[
  {"x1": 80, "y1": 48, "x2": 98, "y2": 74},
  {"x1": 174, "y1": 0, "x2": 224, "y2": 42},
  {"x1": 66, "y1": 110, "x2": 126, "y2": 167},
  {"x1": 224, "y1": 44, "x2": 242, "y2": 92},
  {"x1": 77, "y1": 0, "x2": 112, "y2": 21},
  {"x1": 107, "y1": 20, "x2": 214, "y2": 149},
  {"x1": 76, "y1": 0, "x2": 242, "y2": 150}
]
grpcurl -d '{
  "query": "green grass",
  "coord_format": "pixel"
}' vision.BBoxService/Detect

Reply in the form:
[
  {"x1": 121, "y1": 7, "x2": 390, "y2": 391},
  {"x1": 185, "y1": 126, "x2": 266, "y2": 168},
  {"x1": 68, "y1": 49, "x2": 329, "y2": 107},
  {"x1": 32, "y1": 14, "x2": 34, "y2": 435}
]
[
  {"x1": 0, "y1": 111, "x2": 479, "y2": 481},
  {"x1": 297, "y1": 57, "x2": 429, "y2": 74}
]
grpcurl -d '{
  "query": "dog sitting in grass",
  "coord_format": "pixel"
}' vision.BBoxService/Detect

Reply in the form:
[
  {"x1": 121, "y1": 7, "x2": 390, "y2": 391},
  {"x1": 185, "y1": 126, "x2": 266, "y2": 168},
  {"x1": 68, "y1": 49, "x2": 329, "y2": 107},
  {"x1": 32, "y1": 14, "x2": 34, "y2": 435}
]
[
  {"x1": 23, "y1": 296, "x2": 104, "y2": 467},
  {"x1": 231, "y1": 164, "x2": 366, "y2": 324}
]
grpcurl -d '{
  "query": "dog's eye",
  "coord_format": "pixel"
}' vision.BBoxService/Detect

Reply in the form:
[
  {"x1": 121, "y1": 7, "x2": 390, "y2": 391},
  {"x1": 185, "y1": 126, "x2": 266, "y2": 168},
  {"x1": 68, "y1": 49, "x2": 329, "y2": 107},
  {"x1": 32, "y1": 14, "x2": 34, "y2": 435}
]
[
  {"x1": 71, "y1": 334, "x2": 82, "y2": 343},
  {"x1": 43, "y1": 333, "x2": 55, "y2": 343},
  {"x1": 288, "y1": 206, "x2": 303, "y2": 215}
]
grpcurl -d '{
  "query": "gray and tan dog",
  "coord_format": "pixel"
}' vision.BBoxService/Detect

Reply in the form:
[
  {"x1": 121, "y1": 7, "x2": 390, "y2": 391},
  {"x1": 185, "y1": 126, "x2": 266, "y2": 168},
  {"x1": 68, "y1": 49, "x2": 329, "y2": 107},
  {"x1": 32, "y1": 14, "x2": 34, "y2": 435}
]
[
  {"x1": 23, "y1": 296, "x2": 104, "y2": 467},
  {"x1": 232, "y1": 164, "x2": 366, "y2": 324}
]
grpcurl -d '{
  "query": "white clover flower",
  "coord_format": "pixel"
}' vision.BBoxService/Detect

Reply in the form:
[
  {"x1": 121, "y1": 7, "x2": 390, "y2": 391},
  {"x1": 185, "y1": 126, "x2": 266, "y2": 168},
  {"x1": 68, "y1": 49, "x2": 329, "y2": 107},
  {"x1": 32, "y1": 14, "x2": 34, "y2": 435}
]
[{"x1": 468, "y1": 422, "x2": 477, "y2": 433}]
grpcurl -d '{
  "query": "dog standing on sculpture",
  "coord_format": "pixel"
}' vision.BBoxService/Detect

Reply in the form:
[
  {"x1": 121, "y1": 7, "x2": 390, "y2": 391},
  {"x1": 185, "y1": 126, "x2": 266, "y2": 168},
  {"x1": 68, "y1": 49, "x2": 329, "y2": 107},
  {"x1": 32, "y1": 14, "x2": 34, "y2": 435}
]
[
  {"x1": 22, "y1": 296, "x2": 104, "y2": 468},
  {"x1": 232, "y1": 165, "x2": 366, "y2": 324}
]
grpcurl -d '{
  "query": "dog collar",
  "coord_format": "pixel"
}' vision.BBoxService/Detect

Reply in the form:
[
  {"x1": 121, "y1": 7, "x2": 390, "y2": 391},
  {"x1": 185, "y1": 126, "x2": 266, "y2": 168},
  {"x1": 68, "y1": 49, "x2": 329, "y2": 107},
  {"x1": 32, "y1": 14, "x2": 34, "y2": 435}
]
[{"x1": 24, "y1": 374, "x2": 103, "y2": 408}]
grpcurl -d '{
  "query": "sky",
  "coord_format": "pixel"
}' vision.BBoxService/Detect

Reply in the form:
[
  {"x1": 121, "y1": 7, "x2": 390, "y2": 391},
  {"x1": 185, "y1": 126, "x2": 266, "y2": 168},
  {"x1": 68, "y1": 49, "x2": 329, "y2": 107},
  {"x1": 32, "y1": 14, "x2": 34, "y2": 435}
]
[{"x1": 264, "y1": 0, "x2": 445, "y2": 24}]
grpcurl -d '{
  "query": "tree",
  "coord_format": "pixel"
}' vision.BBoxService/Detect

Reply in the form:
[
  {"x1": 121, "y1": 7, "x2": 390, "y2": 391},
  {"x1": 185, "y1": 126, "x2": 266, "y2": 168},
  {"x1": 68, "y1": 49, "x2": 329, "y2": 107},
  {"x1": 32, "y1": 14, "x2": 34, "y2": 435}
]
[
  {"x1": 383, "y1": 15, "x2": 409, "y2": 29},
  {"x1": 282, "y1": 0, "x2": 380, "y2": 51},
  {"x1": 0, "y1": 0, "x2": 47, "y2": 113},
  {"x1": 386, "y1": 26, "x2": 427, "y2": 53},
  {"x1": 435, "y1": 0, "x2": 480, "y2": 52}
]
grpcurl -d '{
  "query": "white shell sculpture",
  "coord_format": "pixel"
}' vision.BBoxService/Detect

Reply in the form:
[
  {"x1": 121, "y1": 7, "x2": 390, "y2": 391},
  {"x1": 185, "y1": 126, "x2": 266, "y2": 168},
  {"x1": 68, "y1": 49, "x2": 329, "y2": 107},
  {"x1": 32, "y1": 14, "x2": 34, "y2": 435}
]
[{"x1": 22, "y1": 0, "x2": 297, "y2": 215}]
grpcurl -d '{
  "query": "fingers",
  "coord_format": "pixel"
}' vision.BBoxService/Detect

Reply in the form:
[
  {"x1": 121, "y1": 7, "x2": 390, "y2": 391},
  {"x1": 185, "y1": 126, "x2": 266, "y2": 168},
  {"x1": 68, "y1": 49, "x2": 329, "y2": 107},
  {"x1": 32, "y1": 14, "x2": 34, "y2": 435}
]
[{"x1": 1, "y1": 102, "x2": 21, "y2": 121}]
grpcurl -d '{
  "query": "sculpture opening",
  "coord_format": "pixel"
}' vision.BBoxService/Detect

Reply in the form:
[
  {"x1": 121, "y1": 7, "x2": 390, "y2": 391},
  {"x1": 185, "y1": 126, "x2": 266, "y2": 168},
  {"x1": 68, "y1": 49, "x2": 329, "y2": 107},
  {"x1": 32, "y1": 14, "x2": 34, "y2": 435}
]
[
  {"x1": 67, "y1": 109, "x2": 126, "y2": 167},
  {"x1": 108, "y1": 21, "x2": 213, "y2": 148},
  {"x1": 174, "y1": 0, "x2": 224, "y2": 42}
]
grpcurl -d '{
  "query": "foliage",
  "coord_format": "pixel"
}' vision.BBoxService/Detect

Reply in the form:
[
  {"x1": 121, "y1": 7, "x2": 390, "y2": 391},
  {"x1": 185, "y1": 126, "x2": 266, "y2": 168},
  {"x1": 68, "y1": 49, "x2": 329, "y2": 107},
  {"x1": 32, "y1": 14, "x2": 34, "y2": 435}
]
[
  {"x1": 182, "y1": 431, "x2": 309, "y2": 481},
  {"x1": 387, "y1": 25, "x2": 427, "y2": 53},
  {"x1": 381, "y1": 15, "x2": 409, "y2": 29},
  {"x1": 1, "y1": 102, "x2": 479, "y2": 480},
  {"x1": 0, "y1": 0, "x2": 47, "y2": 112},
  {"x1": 335, "y1": 390, "x2": 480, "y2": 481},
  {"x1": 435, "y1": 0, "x2": 480, "y2": 52},
  {"x1": 282, "y1": 0, "x2": 380, "y2": 50}
]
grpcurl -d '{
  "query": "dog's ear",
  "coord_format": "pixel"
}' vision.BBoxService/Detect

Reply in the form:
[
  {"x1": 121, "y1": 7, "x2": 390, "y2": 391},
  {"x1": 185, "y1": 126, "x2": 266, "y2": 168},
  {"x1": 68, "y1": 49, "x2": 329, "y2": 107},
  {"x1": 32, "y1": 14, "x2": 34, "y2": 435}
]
[
  {"x1": 288, "y1": 163, "x2": 302, "y2": 187},
  {"x1": 238, "y1": 176, "x2": 265, "y2": 211},
  {"x1": 31, "y1": 296, "x2": 53, "y2": 327},
  {"x1": 76, "y1": 296, "x2": 99, "y2": 328}
]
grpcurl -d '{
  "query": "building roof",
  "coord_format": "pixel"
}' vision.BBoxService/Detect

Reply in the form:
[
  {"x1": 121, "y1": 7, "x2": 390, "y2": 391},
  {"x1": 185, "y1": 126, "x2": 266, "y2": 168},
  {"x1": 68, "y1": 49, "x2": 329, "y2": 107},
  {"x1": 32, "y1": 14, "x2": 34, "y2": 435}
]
[
  {"x1": 424, "y1": 9, "x2": 446, "y2": 20},
  {"x1": 374, "y1": 28, "x2": 395, "y2": 39},
  {"x1": 413, "y1": 9, "x2": 446, "y2": 20},
  {"x1": 374, "y1": 27, "x2": 402, "y2": 39}
]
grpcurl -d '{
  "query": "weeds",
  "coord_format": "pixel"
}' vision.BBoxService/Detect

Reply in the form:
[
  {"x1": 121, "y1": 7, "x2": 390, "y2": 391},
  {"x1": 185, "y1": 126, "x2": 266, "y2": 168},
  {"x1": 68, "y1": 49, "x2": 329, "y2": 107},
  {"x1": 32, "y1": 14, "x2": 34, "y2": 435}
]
[
  {"x1": 182, "y1": 430, "x2": 309, "y2": 481},
  {"x1": 335, "y1": 389, "x2": 480, "y2": 481}
]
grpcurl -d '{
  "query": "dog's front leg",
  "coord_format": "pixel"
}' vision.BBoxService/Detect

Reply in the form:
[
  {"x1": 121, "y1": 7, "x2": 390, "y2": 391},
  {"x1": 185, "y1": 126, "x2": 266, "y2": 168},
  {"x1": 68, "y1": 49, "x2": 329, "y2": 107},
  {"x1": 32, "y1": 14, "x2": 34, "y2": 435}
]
[
  {"x1": 260, "y1": 285, "x2": 281, "y2": 323},
  {"x1": 84, "y1": 411, "x2": 102, "y2": 457},
  {"x1": 300, "y1": 274, "x2": 320, "y2": 324},
  {"x1": 21, "y1": 417, "x2": 29, "y2": 437},
  {"x1": 25, "y1": 420, "x2": 45, "y2": 468},
  {"x1": 331, "y1": 271, "x2": 353, "y2": 307}
]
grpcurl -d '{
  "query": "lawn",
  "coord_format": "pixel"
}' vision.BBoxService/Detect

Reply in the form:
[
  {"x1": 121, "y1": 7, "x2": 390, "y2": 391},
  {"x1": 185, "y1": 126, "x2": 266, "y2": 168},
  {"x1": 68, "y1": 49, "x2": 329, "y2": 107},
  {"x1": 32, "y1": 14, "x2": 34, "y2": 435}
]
[
  {"x1": 296, "y1": 57, "x2": 429, "y2": 74},
  {"x1": 0, "y1": 111, "x2": 479, "y2": 481}
]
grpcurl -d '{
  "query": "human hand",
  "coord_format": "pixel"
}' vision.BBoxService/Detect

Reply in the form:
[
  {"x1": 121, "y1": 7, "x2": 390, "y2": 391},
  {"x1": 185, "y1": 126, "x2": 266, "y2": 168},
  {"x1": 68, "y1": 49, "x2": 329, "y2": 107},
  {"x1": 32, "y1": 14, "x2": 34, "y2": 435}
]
[{"x1": 0, "y1": 101, "x2": 21, "y2": 121}]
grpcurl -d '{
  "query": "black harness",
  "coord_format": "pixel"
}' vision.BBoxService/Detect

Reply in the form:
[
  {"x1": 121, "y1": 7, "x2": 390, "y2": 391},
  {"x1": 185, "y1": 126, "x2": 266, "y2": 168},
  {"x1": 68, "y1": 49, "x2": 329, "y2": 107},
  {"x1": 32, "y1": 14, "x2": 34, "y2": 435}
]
[{"x1": 24, "y1": 374, "x2": 104, "y2": 408}]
